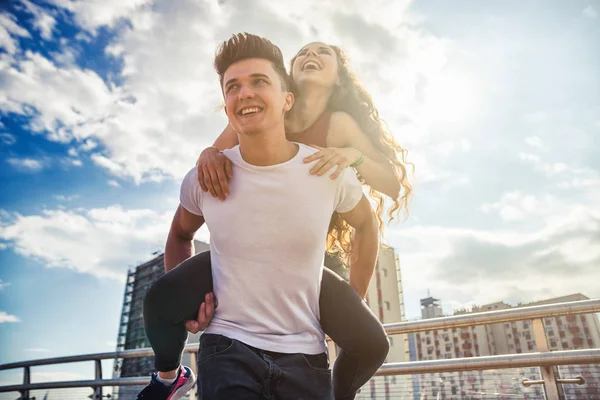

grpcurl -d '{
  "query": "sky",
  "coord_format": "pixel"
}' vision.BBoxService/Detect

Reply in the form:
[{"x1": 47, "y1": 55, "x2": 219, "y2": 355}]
[{"x1": 0, "y1": 0, "x2": 599, "y2": 393}]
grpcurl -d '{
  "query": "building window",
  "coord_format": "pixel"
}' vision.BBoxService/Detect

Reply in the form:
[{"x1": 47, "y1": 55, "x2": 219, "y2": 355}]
[
  {"x1": 385, "y1": 301, "x2": 391, "y2": 310},
  {"x1": 382, "y1": 268, "x2": 387, "y2": 277}
]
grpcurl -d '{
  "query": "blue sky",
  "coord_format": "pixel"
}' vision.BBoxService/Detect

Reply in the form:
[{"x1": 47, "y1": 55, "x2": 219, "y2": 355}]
[{"x1": 0, "y1": 0, "x2": 599, "y2": 391}]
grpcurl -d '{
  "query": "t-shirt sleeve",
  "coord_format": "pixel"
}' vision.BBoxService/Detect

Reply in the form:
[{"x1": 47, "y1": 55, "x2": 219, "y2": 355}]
[
  {"x1": 180, "y1": 167, "x2": 204, "y2": 216},
  {"x1": 334, "y1": 168, "x2": 364, "y2": 213}
]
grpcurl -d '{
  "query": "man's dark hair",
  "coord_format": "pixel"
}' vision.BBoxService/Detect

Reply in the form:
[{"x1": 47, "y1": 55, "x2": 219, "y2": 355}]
[{"x1": 214, "y1": 32, "x2": 289, "y2": 91}]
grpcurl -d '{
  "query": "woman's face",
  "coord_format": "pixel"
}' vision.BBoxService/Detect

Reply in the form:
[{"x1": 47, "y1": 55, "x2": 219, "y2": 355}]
[{"x1": 291, "y1": 42, "x2": 340, "y2": 89}]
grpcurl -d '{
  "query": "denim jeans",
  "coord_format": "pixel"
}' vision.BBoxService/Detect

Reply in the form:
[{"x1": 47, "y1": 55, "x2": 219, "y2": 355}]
[{"x1": 197, "y1": 334, "x2": 333, "y2": 400}]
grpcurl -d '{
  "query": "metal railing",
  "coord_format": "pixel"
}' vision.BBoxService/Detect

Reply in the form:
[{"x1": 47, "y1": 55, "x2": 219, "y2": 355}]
[{"x1": 1, "y1": 298, "x2": 599, "y2": 399}]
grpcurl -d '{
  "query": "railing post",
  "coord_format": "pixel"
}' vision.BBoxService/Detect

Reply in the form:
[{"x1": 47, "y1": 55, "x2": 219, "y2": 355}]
[
  {"x1": 19, "y1": 366, "x2": 30, "y2": 400},
  {"x1": 532, "y1": 318, "x2": 562, "y2": 400},
  {"x1": 94, "y1": 359, "x2": 102, "y2": 399}
]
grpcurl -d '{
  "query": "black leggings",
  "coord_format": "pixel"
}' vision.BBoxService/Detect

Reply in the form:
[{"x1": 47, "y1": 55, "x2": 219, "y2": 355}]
[{"x1": 143, "y1": 251, "x2": 389, "y2": 400}]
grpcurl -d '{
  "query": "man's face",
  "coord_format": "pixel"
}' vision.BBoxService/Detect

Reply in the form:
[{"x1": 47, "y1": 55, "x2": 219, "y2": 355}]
[{"x1": 223, "y1": 58, "x2": 293, "y2": 136}]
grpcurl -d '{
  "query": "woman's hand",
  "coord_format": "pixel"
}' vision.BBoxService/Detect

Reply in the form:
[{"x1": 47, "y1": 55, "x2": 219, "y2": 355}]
[
  {"x1": 304, "y1": 145, "x2": 362, "y2": 179},
  {"x1": 197, "y1": 147, "x2": 233, "y2": 200},
  {"x1": 185, "y1": 292, "x2": 216, "y2": 334}
]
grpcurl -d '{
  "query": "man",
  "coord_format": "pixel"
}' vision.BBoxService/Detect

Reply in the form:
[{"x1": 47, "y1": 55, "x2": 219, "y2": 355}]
[{"x1": 164, "y1": 33, "x2": 378, "y2": 399}]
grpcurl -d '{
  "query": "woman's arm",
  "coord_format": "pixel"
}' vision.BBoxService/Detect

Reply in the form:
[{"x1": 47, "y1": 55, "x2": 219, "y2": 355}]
[
  {"x1": 306, "y1": 112, "x2": 401, "y2": 199},
  {"x1": 197, "y1": 123, "x2": 239, "y2": 199},
  {"x1": 212, "y1": 123, "x2": 239, "y2": 151}
]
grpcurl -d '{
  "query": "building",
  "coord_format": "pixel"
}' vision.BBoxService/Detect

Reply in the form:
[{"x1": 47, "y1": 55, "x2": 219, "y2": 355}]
[
  {"x1": 113, "y1": 240, "x2": 209, "y2": 399},
  {"x1": 473, "y1": 293, "x2": 600, "y2": 399},
  {"x1": 409, "y1": 293, "x2": 600, "y2": 399}
]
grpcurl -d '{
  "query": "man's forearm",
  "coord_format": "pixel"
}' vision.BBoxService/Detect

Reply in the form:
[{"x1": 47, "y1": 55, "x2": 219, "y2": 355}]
[
  {"x1": 164, "y1": 232, "x2": 195, "y2": 272},
  {"x1": 348, "y1": 218, "x2": 379, "y2": 298}
]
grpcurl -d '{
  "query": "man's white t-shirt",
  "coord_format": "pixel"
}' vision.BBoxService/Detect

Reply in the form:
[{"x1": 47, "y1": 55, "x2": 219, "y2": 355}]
[{"x1": 180, "y1": 143, "x2": 363, "y2": 354}]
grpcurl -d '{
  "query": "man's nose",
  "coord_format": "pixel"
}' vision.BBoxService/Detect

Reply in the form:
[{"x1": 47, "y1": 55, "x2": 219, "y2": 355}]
[{"x1": 238, "y1": 85, "x2": 255, "y2": 99}]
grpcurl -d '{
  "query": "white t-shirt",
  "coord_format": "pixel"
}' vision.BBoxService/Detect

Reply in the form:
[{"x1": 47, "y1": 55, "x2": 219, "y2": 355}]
[{"x1": 180, "y1": 143, "x2": 363, "y2": 354}]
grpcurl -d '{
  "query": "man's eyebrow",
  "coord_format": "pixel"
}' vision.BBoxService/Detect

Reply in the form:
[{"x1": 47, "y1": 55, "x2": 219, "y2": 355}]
[
  {"x1": 250, "y1": 73, "x2": 270, "y2": 80},
  {"x1": 224, "y1": 77, "x2": 238, "y2": 88}
]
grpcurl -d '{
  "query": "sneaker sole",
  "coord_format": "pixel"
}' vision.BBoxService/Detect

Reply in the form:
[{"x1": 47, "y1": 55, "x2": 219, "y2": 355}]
[{"x1": 167, "y1": 372, "x2": 196, "y2": 400}]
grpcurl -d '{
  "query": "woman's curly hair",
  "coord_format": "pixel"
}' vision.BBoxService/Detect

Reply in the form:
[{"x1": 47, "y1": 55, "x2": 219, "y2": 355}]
[{"x1": 290, "y1": 44, "x2": 413, "y2": 260}]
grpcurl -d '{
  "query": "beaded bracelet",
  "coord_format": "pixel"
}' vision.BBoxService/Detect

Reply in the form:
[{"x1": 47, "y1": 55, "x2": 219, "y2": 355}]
[{"x1": 350, "y1": 154, "x2": 365, "y2": 168}]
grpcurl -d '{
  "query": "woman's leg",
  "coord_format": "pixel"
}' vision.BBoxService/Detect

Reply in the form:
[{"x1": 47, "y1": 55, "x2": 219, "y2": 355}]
[
  {"x1": 143, "y1": 251, "x2": 213, "y2": 372},
  {"x1": 319, "y1": 267, "x2": 389, "y2": 400}
]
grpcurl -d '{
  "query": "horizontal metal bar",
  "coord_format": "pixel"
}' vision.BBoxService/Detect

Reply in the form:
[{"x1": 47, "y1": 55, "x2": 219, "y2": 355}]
[
  {"x1": 385, "y1": 299, "x2": 600, "y2": 335},
  {"x1": 0, "y1": 377, "x2": 148, "y2": 392},
  {"x1": 0, "y1": 347, "x2": 170, "y2": 371},
  {"x1": 522, "y1": 379, "x2": 545, "y2": 387},
  {"x1": 2, "y1": 299, "x2": 597, "y2": 372},
  {"x1": 375, "y1": 349, "x2": 600, "y2": 376},
  {"x1": 1, "y1": 349, "x2": 598, "y2": 393},
  {"x1": 556, "y1": 376, "x2": 585, "y2": 385},
  {"x1": 522, "y1": 375, "x2": 586, "y2": 387}
]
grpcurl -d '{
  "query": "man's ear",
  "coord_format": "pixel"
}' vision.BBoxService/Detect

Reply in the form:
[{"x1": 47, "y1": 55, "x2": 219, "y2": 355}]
[{"x1": 283, "y1": 91, "x2": 294, "y2": 112}]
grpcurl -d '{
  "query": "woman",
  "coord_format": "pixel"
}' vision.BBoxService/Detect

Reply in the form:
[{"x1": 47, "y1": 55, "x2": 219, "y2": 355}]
[{"x1": 141, "y1": 42, "x2": 412, "y2": 400}]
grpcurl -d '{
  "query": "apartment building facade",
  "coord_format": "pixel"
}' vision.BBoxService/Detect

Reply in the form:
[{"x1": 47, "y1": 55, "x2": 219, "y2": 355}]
[{"x1": 410, "y1": 293, "x2": 599, "y2": 399}]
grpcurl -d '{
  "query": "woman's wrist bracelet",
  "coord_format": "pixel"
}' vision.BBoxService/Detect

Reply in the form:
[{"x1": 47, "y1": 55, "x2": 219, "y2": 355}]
[{"x1": 350, "y1": 154, "x2": 365, "y2": 168}]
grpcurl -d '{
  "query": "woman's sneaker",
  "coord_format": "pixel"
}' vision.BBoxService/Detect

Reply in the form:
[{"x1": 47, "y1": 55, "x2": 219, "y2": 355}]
[{"x1": 136, "y1": 366, "x2": 196, "y2": 400}]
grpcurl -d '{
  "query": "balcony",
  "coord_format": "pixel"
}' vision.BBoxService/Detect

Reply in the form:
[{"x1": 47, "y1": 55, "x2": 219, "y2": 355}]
[{"x1": 1, "y1": 299, "x2": 599, "y2": 400}]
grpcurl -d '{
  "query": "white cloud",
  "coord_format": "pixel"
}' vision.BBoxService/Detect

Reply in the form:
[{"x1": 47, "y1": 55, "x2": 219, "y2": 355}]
[
  {"x1": 49, "y1": 0, "x2": 151, "y2": 34},
  {"x1": 71, "y1": 159, "x2": 83, "y2": 166},
  {"x1": 0, "y1": 311, "x2": 20, "y2": 323},
  {"x1": 0, "y1": 12, "x2": 31, "y2": 54},
  {"x1": 519, "y1": 153, "x2": 574, "y2": 177},
  {"x1": 0, "y1": 0, "x2": 451, "y2": 185},
  {"x1": 21, "y1": 0, "x2": 57, "y2": 40},
  {"x1": 0, "y1": 132, "x2": 16, "y2": 145},
  {"x1": 391, "y1": 198, "x2": 600, "y2": 316},
  {"x1": 0, "y1": 205, "x2": 174, "y2": 280},
  {"x1": 53, "y1": 194, "x2": 79, "y2": 202},
  {"x1": 583, "y1": 5, "x2": 598, "y2": 18},
  {"x1": 0, "y1": 279, "x2": 9, "y2": 290},
  {"x1": 481, "y1": 191, "x2": 559, "y2": 221},
  {"x1": 524, "y1": 136, "x2": 543, "y2": 148},
  {"x1": 7, "y1": 157, "x2": 46, "y2": 172},
  {"x1": 107, "y1": 179, "x2": 121, "y2": 188}
]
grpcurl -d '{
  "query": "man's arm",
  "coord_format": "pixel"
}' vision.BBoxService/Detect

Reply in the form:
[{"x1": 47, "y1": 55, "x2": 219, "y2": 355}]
[
  {"x1": 164, "y1": 205, "x2": 205, "y2": 271},
  {"x1": 338, "y1": 195, "x2": 379, "y2": 298}
]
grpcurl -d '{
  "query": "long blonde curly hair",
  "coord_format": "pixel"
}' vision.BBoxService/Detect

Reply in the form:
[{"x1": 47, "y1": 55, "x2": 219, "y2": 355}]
[{"x1": 290, "y1": 44, "x2": 413, "y2": 260}]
